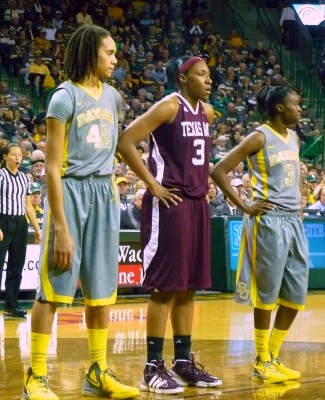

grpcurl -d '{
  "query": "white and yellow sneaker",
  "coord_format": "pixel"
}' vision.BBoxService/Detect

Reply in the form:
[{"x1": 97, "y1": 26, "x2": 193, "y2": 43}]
[
  {"x1": 271, "y1": 357, "x2": 301, "y2": 380},
  {"x1": 82, "y1": 362, "x2": 140, "y2": 398},
  {"x1": 252, "y1": 356, "x2": 287, "y2": 384},
  {"x1": 21, "y1": 367, "x2": 59, "y2": 400}
]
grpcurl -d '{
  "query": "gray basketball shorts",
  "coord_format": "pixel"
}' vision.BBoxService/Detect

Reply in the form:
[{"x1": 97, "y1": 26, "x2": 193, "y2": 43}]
[
  {"x1": 234, "y1": 210, "x2": 309, "y2": 310},
  {"x1": 36, "y1": 175, "x2": 120, "y2": 305}
]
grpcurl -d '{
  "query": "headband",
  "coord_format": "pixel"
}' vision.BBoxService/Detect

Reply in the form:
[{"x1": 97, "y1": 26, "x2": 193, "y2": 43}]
[{"x1": 179, "y1": 57, "x2": 204, "y2": 74}]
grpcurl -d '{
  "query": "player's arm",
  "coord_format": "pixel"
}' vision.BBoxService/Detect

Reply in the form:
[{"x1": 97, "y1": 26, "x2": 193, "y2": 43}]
[
  {"x1": 118, "y1": 95, "x2": 182, "y2": 207},
  {"x1": 46, "y1": 90, "x2": 74, "y2": 270},
  {"x1": 211, "y1": 131, "x2": 275, "y2": 215}
]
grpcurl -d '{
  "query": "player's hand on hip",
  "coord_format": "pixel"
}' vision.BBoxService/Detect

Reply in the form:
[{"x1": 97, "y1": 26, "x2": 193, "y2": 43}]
[
  {"x1": 54, "y1": 231, "x2": 74, "y2": 270},
  {"x1": 245, "y1": 200, "x2": 276, "y2": 216},
  {"x1": 149, "y1": 183, "x2": 182, "y2": 208}
]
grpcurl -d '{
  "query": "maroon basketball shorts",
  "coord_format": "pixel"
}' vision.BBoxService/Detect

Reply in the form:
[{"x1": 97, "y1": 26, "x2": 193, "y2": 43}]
[{"x1": 141, "y1": 192, "x2": 211, "y2": 292}]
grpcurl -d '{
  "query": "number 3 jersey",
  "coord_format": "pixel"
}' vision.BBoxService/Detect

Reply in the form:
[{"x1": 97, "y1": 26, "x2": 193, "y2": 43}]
[
  {"x1": 46, "y1": 80, "x2": 122, "y2": 177},
  {"x1": 148, "y1": 93, "x2": 210, "y2": 199},
  {"x1": 248, "y1": 124, "x2": 301, "y2": 211}
]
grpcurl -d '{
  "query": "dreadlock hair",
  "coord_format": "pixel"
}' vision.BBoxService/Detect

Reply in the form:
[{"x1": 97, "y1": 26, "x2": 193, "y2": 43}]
[
  {"x1": 64, "y1": 25, "x2": 111, "y2": 83},
  {"x1": 256, "y1": 85, "x2": 293, "y2": 122}
]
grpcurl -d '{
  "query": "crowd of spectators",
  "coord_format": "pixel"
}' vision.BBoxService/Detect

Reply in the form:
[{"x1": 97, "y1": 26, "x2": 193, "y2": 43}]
[{"x1": 0, "y1": 0, "x2": 324, "y2": 229}]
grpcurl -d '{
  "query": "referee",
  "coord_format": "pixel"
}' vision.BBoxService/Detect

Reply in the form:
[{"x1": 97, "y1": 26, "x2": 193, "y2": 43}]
[{"x1": 0, "y1": 143, "x2": 41, "y2": 319}]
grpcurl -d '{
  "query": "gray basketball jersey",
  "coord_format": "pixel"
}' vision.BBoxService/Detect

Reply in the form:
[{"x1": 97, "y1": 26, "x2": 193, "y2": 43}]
[
  {"x1": 247, "y1": 124, "x2": 301, "y2": 211},
  {"x1": 47, "y1": 81, "x2": 122, "y2": 177}
]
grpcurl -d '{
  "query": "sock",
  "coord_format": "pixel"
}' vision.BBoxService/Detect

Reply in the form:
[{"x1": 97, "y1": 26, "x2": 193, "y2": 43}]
[
  {"x1": 254, "y1": 328, "x2": 270, "y2": 363},
  {"x1": 30, "y1": 332, "x2": 51, "y2": 377},
  {"x1": 88, "y1": 328, "x2": 108, "y2": 371},
  {"x1": 147, "y1": 336, "x2": 164, "y2": 363},
  {"x1": 173, "y1": 335, "x2": 191, "y2": 360},
  {"x1": 268, "y1": 327, "x2": 289, "y2": 359}
]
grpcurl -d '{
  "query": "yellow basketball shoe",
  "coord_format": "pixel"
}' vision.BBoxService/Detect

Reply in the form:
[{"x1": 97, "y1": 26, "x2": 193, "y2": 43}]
[
  {"x1": 271, "y1": 357, "x2": 301, "y2": 380},
  {"x1": 252, "y1": 356, "x2": 287, "y2": 384},
  {"x1": 21, "y1": 367, "x2": 59, "y2": 400},
  {"x1": 82, "y1": 362, "x2": 140, "y2": 399}
]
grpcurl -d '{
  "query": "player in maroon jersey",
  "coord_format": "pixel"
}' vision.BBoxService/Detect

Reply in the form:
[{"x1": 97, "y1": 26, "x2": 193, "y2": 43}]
[{"x1": 119, "y1": 56, "x2": 222, "y2": 394}]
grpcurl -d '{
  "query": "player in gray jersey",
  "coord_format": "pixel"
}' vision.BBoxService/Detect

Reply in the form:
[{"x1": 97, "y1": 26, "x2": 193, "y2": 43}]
[
  {"x1": 22, "y1": 25, "x2": 139, "y2": 400},
  {"x1": 211, "y1": 86, "x2": 308, "y2": 384},
  {"x1": 119, "y1": 56, "x2": 222, "y2": 394}
]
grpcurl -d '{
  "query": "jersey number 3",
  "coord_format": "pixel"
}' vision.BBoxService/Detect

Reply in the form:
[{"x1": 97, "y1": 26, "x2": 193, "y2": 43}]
[{"x1": 192, "y1": 138, "x2": 205, "y2": 166}]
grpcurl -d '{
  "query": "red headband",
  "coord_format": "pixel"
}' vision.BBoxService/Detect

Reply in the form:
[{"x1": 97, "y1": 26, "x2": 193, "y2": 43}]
[{"x1": 179, "y1": 57, "x2": 203, "y2": 74}]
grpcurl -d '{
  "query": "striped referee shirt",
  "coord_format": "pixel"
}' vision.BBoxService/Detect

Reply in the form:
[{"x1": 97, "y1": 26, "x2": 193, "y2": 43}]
[{"x1": 0, "y1": 168, "x2": 30, "y2": 216}]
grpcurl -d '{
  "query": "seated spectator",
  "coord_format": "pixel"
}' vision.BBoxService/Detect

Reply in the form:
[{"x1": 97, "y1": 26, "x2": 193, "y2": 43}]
[
  {"x1": 151, "y1": 61, "x2": 168, "y2": 86},
  {"x1": 75, "y1": 6, "x2": 94, "y2": 26},
  {"x1": 7, "y1": 38, "x2": 24, "y2": 77},
  {"x1": 29, "y1": 181, "x2": 44, "y2": 226},
  {"x1": 0, "y1": 81, "x2": 18, "y2": 104},
  {"x1": 207, "y1": 181, "x2": 223, "y2": 215},
  {"x1": 212, "y1": 186, "x2": 243, "y2": 216},
  {"x1": 306, "y1": 175, "x2": 320, "y2": 205},
  {"x1": 231, "y1": 177, "x2": 246, "y2": 202},
  {"x1": 24, "y1": 20, "x2": 37, "y2": 41},
  {"x1": 168, "y1": 32, "x2": 187, "y2": 60},
  {"x1": 125, "y1": 167, "x2": 138, "y2": 197},
  {"x1": 120, "y1": 189, "x2": 145, "y2": 230},
  {"x1": 298, "y1": 104, "x2": 320, "y2": 137},
  {"x1": 116, "y1": 176, "x2": 131, "y2": 211},
  {"x1": 30, "y1": 158, "x2": 46, "y2": 198},
  {"x1": 232, "y1": 161, "x2": 245, "y2": 179},
  {"x1": 114, "y1": 161, "x2": 124, "y2": 178},
  {"x1": 13, "y1": 96, "x2": 36, "y2": 131},
  {"x1": 211, "y1": 135, "x2": 229, "y2": 161},
  {"x1": 1, "y1": 111, "x2": 17, "y2": 141},
  {"x1": 52, "y1": 10, "x2": 64, "y2": 31},
  {"x1": 40, "y1": 45, "x2": 56, "y2": 69},
  {"x1": 138, "y1": 66, "x2": 159, "y2": 94},
  {"x1": 308, "y1": 186, "x2": 325, "y2": 213},
  {"x1": 229, "y1": 128, "x2": 245, "y2": 149},
  {"x1": 252, "y1": 41, "x2": 267, "y2": 59},
  {"x1": 241, "y1": 173, "x2": 252, "y2": 202},
  {"x1": 229, "y1": 28, "x2": 243, "y2": 48},
  {"x1": 220, "y1": 102, "x2": 244, "y2": 128},
  {"x1": 35, "y1": 28, "x2": 52, "y2": 51},
  {"x1": 32, "y1": 119, "x2": 47, "y2": 143},
  {"x1": 16, "y1": 123, "x2": 31, "y2": 141},
  {"x1": 28, "y1": 55, "x2": 51, "y2": 97}
]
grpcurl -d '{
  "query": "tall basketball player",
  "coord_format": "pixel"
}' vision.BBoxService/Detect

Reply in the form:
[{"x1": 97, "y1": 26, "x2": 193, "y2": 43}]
[
  {"x1": 211, "y1": 86, "x2": 309, "y2": 384},
  {"x1": 119, "y1": 56, "x2": 222, "y2": 394},
  {"x1": 22, "y1": 25, "x2": 140, "y2": 400}
]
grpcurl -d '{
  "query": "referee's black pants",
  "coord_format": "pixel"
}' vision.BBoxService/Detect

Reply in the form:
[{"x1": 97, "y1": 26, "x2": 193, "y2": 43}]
[{"x1": 0, "y1": 214, "x2": 28, "y2": 310}]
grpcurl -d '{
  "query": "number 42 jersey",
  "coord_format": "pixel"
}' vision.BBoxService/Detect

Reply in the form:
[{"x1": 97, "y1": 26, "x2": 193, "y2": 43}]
[{"x1": 148, "y1": 93, "x2": 210, "y2": 199}]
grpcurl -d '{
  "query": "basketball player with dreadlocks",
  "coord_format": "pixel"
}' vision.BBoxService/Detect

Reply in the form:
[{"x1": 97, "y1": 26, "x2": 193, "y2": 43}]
[{"x1": 22, "y1": 25, "x2": 140, "y2": 400}]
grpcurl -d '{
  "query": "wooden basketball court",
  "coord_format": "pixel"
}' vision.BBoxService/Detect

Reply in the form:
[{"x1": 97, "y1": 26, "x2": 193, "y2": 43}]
[{"x1": 1, "y1": 291, "x2": 325, "y2": 399}]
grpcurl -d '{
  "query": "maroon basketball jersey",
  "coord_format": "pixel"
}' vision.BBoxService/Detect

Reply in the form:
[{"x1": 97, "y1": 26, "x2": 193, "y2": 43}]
[{"x1": 148, "y1": 93, "x2": 210, "y2": 198}]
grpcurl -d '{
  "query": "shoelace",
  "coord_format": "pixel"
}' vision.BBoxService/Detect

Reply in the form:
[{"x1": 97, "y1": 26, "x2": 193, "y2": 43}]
[
  {"x1": 34, "y1": 376, "x2": 50, "y2": 390},
  {"x1": 103, "y1": 368, "x2": 124, "y2": 384},
  {"x1": 188, "y1": 353, "x2": 208, "y2": 374},
  {"x1": 156, "y1": 359, "x2": 173, "y2": 379}
]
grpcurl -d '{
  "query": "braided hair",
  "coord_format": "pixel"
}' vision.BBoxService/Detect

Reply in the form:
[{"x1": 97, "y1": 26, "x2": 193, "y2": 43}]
[{"x1": 64, "y1": 25, "x2": 112, "y2": 82}]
